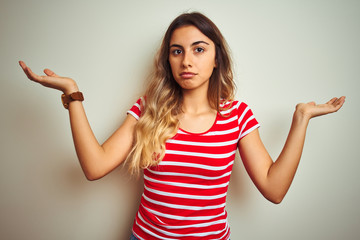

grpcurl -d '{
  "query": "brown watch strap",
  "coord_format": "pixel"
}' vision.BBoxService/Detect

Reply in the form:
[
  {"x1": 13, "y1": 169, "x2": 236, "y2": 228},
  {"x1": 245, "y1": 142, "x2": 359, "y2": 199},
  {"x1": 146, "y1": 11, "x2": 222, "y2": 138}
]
[{"x1": 61, "y1": 91, "x2": 84, "y2": 109}]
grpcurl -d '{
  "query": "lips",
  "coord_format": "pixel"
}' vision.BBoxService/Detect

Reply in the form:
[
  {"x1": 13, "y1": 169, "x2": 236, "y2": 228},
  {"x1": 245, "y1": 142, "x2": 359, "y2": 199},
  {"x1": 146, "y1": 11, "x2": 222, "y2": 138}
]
[{"x1": 180, "y1": 72, "x2": 197, "y2": 79}]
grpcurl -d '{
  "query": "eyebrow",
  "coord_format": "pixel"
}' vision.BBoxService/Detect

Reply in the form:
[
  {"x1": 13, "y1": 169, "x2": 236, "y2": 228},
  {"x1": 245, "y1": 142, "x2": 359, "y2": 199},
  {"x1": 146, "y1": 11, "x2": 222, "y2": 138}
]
[{"x1": 169, "y1": 40, "x2": 210, "y2": 48}]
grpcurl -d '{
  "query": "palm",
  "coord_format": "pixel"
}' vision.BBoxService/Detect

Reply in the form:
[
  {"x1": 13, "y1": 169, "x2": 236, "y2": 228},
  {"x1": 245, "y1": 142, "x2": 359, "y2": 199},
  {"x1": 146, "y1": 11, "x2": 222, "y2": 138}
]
[
  {"x1": 296, "y1": 97, "x2": 346, "y2": 119},
  {"x1": 19, "y1": 61, "x2": 77, "y2": 94}
]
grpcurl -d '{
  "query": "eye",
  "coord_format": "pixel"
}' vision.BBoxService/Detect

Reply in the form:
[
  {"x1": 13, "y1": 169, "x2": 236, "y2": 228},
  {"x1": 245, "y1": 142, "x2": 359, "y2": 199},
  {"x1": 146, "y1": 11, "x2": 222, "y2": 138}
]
[
  {"x1": 172, "y1": 49, "x2": 182, "y2": 55},
  {"x1": 195, "y1": 47, "x2": 204, "y2": 53}
]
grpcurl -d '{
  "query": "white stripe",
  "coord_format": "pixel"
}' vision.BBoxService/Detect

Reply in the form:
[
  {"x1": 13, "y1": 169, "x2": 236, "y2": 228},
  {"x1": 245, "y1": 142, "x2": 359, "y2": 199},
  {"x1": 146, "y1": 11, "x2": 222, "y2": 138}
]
[
  {"x1": 216, "y1": 115, "x2": 237, "y2": 124},
  {"x1": 134, "y1": 102, "x2": 141, "y2": 110},
  {"x1": 138, "y1": 211, "x2": 228, "y2": 231},
  {"x1": 142, "y1": 205, "x2": 226, "y2": 221},
  {"x1": 127, "y1": 110, "x2": 139, "y2": 120},
  {"x1": 240, "y1": 115, "x2": 255, "y2": 135},
  {"x1": 166, "y1": 138, "x2": 238, "y2": 147},
  {"x1": 238, "y1": 106, "x2": 250, "y2": 125},
  {"x1": 143, "y1": 194, "x2": 226, "y2": 211},
  {"x1": 211, "y1": 221, "x2": 230, "y2": 240},
  {"x1": 165, "y1": 149, "x2": 236, "y2": 159},
  {"x1": 160, "y1": 218, "x2": 228, "y2": 230},
  {"x1": 202, "y1": 126, "x2": 239, "y2": 136},
  {"x1": 146, "y1": 168, "x2": 232, "y2": 180},
  {"x1": 177, "y1": 127, "x2": 239, "y2": 136},
  {"x1": 145, "y1": 185, "x2": 227, "y2": 200},
  {"x1": 135, "y1": 218, "x2": 176, "y2": 240},
  {"x1": 138, "y1": 212, "x2": 227, "y2": 237},
  {"x1": 240, "y1": 124, "x2": 260, "y2": 139},
  {"x1": 219, "y1": 100, "x2": 232, "y2": 107},
  {"x1": 132, "y1": 232, "x2": 145, "y2": 240},
  {"x1": 158, "y1": 160, "x2": 234, "y2": 171},
  {"x1": 144, "y1": 175, "x2": 229, "y2": 189},
  {"x1": 177, "y1": 129, "x2": 189, "y2": 135},
  {"x1": 220, "y1": 101, "x2": 240, "y2": 115}
]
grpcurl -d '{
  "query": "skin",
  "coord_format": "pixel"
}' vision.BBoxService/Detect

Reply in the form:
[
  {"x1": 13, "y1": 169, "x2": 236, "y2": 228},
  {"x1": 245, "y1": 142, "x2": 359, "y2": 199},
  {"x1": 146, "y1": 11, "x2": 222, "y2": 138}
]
[
  {"x1": 19, "y1": 61, "x2": 137, "y2": 180},
  {"x1": 169, "y1": 25, "x2": 218, "y2": 133},
  {"x1": 19, "y1": 25, "x2": 345, "y2": 204}
]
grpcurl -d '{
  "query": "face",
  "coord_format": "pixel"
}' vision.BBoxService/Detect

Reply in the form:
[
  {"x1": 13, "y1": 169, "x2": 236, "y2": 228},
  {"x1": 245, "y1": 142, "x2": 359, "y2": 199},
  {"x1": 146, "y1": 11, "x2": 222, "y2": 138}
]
[{"x1": 168, "y1": 25, "x2": 217, "y2": 92}]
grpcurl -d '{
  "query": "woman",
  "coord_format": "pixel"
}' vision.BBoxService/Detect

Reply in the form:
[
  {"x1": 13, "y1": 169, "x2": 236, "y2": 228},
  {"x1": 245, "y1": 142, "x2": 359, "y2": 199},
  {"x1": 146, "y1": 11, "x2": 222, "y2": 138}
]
[{"x1": 19, "y1": 12, "x2": 344, "y2": 240}]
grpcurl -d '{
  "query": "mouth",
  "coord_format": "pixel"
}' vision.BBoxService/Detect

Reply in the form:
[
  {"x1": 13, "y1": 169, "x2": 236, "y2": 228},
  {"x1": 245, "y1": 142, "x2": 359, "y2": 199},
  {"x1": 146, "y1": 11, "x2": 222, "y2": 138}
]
[{"x1": 180, "y1": 72, "x2": 197, "y2": 79}]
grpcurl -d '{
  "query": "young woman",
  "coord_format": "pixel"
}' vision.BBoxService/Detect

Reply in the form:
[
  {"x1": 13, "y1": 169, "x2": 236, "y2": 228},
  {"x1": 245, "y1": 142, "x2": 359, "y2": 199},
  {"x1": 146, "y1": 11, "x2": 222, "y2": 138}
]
[{"x1": 19, "y1": 12, "x2": 344, "y2": 240}]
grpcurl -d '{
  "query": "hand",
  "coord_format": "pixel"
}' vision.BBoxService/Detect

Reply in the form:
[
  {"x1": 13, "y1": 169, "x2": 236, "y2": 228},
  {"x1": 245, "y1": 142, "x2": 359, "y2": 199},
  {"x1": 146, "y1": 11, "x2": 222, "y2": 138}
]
[
  {"x1": 295, "y1": 96, "x2": 346, "y2": 120},
  {"x1": 19, "y1": 61, "x2": 79, "y2": 95}
]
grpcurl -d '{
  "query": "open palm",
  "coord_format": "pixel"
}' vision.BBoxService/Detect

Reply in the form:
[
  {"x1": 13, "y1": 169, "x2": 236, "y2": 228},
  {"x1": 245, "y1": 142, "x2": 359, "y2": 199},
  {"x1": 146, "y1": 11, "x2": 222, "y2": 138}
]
[
  {"x1": 296, "y1": 97, "x2": 345, "y2": 119},
  {"x1": 19, "y1": 61, "x2": 78, "y2": 94}
]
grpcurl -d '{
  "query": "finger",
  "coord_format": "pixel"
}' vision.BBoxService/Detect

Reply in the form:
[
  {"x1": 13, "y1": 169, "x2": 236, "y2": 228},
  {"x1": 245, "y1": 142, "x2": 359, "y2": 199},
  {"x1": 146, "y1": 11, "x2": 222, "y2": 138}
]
[
  {"x1": 24, "y1": 66, "x2": 44, "y2": 82},
  {"x1": 19, "y1": 61, "x2": 32, "y2": 78},
  {"x1": 44, "y1": 68, "x2": 59, "y2": 77},
  {"x1": 327, "y1": 97, "x2": 345, "y2": 113},
  {"x1": 19, "y1": 62, "x2": 35, "y2": 80},
  {"x1": 19, "y1": 60, "x2": 27, "y2": 70},
  {"x1": 326, "y1": 97, "x2": 338, "y2": 105},
  {"x1": 334, "y1": 96, "x2": 346, "y2": 108}
]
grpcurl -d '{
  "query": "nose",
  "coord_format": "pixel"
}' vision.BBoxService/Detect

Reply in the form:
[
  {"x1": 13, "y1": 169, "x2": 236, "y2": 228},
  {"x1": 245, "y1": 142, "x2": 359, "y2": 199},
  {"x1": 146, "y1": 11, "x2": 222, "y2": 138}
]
[{"x1": 182, "y1": 51, "x2": 193, "y2": 68}]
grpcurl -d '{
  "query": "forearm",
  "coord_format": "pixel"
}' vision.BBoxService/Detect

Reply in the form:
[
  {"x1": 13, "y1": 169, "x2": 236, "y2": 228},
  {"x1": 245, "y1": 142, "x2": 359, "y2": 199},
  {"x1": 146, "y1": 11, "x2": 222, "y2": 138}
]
[
  {"x1": 239, "y1": 97, "x2": 344, "y2": 204},
  {"x1": 67, "y1": 101, "x2": 107, "y2": 180},
  {"x1": 266, "y1": 112, "x2": 310, "y2": 202}
]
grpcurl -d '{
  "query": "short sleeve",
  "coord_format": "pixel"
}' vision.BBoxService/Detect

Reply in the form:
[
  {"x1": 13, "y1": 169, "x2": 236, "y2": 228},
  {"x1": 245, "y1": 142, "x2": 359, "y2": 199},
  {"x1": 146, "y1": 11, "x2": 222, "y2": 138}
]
[
  {"x1": 127, "y1": 97, "x2": 144, "y2": 120},
  {"x1": 237, "y1": 102, "x2": 260, "y2": 139}
]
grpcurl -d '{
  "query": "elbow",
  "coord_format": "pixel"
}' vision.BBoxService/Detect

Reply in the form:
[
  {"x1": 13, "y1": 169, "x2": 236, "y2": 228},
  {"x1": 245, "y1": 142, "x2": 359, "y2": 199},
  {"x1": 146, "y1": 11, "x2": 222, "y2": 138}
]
[
  {"x1": 83, "y1": 169, "x2": 105, "y2": 181},
  {"x1": 268, "y1": 196, "x2": 284, "y2": 205},
  {"x1": 85, "y1": 174, "x2": 101, "y2": 181},
  {"x1": 260, "y1": 183, "x2": 288, "y2": 204},
  {"x1": 78, "y1": 158, "x2": 106, "y2": 181},
  {"x1": 263, "y1": 192, "x2": 285, "y2": 204}
]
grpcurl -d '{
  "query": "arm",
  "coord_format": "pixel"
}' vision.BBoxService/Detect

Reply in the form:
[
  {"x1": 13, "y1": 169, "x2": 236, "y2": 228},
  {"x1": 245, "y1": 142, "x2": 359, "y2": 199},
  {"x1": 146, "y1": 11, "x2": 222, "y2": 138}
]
[
  {"x1": 19, "y1": 61, "x2": 136, "y2": 180},
  {"x1": 238, "y1": 97, "x2": 345, "y2": 204}
]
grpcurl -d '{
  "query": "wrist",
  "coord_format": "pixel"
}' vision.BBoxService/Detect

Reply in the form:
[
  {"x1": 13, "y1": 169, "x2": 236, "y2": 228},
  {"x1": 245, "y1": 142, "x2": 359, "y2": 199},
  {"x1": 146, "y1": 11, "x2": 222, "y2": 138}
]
[
  {"x1": 61, "y1": 91, "x2": 84, "y2": 109},
  {"x1": 293, "y1": 107, "x2": 311, "y2": 125},
  {"x1": 63, "y1": 81, "x2": 79, "y2": 95}
]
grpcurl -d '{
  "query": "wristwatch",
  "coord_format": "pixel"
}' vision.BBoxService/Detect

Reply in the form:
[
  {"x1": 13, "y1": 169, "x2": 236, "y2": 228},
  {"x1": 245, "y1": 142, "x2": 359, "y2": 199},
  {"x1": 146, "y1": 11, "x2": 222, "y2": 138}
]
[{"x1": 61, "y1": 91, "x2": 84, "y2": 109}]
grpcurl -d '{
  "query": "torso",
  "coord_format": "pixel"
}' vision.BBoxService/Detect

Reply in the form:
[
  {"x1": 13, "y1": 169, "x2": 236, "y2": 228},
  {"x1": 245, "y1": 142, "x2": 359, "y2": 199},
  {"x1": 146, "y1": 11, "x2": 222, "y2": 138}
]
[
  {"x1": 127, "y1": 98, "x2": 260, "y2": 240},
  {"x1": 177, "y1": 109, "x2": 218, "y2": 134}
]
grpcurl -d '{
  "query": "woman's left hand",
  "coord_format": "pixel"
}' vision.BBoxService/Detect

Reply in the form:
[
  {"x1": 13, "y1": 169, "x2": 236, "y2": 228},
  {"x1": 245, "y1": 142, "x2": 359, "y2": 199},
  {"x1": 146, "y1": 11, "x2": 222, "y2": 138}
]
[{"x1": 295, "y1": 96, "x2": 346, "y2": 120}]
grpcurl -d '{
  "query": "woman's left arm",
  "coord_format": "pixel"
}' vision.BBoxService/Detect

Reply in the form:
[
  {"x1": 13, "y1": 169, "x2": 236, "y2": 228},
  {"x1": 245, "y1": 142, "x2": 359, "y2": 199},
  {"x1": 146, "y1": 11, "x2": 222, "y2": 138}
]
[{"x1": 238, "y1": 97, "x2": 345, "y2": 204}]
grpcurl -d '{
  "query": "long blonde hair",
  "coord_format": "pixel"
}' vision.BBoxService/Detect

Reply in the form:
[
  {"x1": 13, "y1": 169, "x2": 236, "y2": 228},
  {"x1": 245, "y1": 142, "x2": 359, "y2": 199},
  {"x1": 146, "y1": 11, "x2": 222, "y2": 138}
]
[{"x1": 126, "y1": 12, "x2": 236, "y2": 175}]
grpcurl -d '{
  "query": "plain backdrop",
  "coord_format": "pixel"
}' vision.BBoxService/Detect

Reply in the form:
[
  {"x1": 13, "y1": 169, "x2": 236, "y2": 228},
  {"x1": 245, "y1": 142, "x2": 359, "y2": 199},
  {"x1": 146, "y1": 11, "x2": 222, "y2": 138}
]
[{"x1": 1, "y1": 0, "x2": 359, "y2": 239}]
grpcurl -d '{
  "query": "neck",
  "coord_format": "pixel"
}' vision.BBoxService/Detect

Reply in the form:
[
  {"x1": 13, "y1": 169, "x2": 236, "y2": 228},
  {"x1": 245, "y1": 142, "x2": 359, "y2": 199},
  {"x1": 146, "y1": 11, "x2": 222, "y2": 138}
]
[{"x1": 181, "y1": 88, "x2": 212, "y2": 114}]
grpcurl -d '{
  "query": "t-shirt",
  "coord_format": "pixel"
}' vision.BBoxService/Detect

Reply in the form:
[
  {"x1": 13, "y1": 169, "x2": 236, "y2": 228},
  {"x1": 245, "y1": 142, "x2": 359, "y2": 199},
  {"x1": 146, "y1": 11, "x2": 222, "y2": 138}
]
[{"x1": 127, "y1": 97, "x2": 260, "y2": 240}]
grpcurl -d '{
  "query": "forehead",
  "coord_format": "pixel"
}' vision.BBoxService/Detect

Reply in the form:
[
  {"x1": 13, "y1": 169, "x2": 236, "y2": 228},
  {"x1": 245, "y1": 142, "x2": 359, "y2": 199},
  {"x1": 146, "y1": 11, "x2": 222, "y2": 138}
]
[{"x1": 169, "y1": 25, "x2": 214, "y2": 46}]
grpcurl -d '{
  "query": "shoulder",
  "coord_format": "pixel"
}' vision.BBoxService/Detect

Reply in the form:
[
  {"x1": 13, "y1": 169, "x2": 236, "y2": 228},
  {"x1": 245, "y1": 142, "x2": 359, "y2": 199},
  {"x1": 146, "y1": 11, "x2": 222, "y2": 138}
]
[
  {"x1": 127, "y1": 96, "x2": 145, "y2": 120},
  {"x1": 219, "y1": 99, "x2": 250, "y2": 116}
]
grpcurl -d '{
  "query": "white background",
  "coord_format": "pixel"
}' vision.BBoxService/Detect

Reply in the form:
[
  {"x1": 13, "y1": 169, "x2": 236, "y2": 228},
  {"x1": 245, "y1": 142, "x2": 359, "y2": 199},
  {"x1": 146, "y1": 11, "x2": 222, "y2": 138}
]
[{"x1": 1, "y1": 0, "x2": 359, "y2": 239}]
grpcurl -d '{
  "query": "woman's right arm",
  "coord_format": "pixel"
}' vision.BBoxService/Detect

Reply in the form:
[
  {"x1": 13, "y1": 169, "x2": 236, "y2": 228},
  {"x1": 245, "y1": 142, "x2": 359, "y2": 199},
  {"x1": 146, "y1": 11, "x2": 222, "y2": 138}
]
[{"x1": 19, "y1": 61, "x2": 136, "y2": 180}]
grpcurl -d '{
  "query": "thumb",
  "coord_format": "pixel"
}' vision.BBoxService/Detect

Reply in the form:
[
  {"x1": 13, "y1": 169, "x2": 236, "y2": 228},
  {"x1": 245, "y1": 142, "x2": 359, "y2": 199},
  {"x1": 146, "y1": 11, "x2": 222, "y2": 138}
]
[
  {"x1": 307, "y1": 101, "x2": 316, "y2": 106},
  {"x1": 43, "y1": 68, "x2": 59, "y2": 77}
]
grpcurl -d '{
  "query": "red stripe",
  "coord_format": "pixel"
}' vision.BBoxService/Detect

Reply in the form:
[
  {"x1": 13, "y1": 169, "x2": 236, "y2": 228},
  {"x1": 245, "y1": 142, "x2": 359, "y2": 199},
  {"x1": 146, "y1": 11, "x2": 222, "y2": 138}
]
[{"x1": 128, "y1": 98, "x2": 259, "y2": 239}]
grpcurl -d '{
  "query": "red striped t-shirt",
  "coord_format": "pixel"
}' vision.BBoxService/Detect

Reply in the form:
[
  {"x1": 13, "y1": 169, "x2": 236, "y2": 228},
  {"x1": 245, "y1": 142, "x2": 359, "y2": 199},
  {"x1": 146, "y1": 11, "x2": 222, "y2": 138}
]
[{"x1": 127, "y1": 97, "x2": 260, "y2": 240}]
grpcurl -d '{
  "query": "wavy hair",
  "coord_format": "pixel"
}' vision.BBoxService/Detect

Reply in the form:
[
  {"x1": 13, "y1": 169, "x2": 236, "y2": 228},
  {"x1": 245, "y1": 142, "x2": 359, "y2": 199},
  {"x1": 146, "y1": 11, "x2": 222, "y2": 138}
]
[{"x1": 126, "y1": 12, "x2": 236, "y2": 175}]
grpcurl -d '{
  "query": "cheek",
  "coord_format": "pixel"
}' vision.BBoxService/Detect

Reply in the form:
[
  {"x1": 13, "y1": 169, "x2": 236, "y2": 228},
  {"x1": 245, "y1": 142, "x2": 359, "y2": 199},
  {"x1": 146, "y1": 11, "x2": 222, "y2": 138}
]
[
  {"x1": 203, "y1": 57, "x2": 216, "y2": 74},
  {"x1": 168, "y1": 58, "x2": 177, "y2": 71},
  {"x1": 168, "y1": 59, "x2": 179, "y2": 80}
]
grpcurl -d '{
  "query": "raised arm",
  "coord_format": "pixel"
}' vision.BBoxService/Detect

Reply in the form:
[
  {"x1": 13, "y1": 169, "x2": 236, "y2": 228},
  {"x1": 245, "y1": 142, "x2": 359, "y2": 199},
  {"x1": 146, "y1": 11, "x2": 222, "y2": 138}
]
[
  {"x1": 238, "y1": 97, "x2": 345, "y2": 204},
  {"x1": 19, "y1": 61, "x2": 136, "y2": 180}
]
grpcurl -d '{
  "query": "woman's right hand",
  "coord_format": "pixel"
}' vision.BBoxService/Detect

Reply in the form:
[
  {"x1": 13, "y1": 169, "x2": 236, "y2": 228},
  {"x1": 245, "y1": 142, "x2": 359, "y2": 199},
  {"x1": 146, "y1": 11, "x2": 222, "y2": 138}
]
[{"x1": 19, "y1": 61, "x2": 79, "y2": 95}]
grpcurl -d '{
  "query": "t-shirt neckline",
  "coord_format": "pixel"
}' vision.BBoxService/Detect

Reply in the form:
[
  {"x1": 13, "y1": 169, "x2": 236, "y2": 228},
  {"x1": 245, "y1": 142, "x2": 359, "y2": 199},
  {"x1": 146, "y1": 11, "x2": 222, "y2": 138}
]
[{"x1": 178, "y1": 112, "x2": 219, "y2": 135}]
